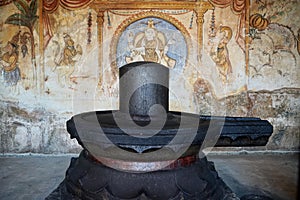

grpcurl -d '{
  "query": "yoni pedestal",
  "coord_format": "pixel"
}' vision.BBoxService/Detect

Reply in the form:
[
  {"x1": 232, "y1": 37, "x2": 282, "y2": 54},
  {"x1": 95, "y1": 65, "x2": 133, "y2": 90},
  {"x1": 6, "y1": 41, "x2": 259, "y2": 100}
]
[{"x1": 46, "y1": 62, "x2": 272, "y2": 200}]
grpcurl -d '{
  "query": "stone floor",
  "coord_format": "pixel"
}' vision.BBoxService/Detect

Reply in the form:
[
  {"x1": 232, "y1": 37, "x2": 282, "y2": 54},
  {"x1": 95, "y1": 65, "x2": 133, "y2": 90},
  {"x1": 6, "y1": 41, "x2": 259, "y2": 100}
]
[{"x1": 0, "y1": 152, "x2": 298, "y2": 200}]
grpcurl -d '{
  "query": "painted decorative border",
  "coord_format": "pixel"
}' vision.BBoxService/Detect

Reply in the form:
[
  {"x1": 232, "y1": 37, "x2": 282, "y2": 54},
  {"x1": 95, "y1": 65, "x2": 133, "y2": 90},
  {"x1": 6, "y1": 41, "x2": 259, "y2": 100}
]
[
  {"x1": 93, "y1": 1, "x2": 213, "y2": 87},
  {"x1": 109, "y1": 10, "x2": 192, "y2": 77}
]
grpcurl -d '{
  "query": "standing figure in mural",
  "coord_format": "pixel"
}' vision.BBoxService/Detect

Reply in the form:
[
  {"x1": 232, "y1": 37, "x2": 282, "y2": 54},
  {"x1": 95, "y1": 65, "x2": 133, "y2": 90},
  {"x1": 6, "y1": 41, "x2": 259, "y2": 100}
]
[
  {"x1": 54, "y1": 33, "x2": 82, "y2": 87},
  {"x1": 209, "y1": 26, "x2": 233, "y2": 83},
  {"x1": 0, "y1": 31, "x2": 21, "y2": 87},
  {"x1": 125, "y1": 20, "x2": 176, "y2": 68}
]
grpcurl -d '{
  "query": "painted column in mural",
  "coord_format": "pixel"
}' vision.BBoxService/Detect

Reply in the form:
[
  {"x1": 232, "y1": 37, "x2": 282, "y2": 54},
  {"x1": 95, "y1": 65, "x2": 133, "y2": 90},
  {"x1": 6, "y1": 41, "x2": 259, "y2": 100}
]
[
  {"x1": 194, "y1": 3, "x2": 213, "y2": 60},
  {"x1": 96, "y1": 8, "x2": 105, "y2": 87}
]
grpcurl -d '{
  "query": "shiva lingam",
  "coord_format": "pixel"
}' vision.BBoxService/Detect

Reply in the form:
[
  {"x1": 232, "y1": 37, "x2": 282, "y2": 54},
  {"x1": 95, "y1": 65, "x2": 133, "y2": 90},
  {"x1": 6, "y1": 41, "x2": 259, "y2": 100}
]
[{"x1": 46, "y1": 62, "x2": 273, "y2": 200}]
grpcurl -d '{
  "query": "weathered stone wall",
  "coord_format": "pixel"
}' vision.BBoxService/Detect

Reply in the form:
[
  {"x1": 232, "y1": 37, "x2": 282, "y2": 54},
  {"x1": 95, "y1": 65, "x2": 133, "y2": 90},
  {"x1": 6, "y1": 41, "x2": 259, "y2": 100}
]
[
  {"x1": 193, "y1": 86, "x2": 300, "y2": 150},
  {"x1": 0, "y1": 100, "x2": 81, "y2": 153}
]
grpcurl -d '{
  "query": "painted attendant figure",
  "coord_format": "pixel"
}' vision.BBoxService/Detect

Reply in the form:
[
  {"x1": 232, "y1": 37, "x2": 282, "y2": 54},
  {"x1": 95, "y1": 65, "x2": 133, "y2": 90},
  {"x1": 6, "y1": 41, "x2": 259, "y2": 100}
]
[
  {"x1": 0, "y1": 31, "x2": 21, "y2": 87},
  {"x1": 209, "y1": 26, "x2": 233, "y2": 83}
]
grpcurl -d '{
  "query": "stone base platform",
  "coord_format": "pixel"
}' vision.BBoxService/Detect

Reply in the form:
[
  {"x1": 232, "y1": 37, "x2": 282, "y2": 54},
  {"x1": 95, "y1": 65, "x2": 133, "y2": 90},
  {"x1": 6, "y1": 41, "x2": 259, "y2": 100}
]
[{"x1": 46, "y1": 150, "x2": 238, "y2": 200}]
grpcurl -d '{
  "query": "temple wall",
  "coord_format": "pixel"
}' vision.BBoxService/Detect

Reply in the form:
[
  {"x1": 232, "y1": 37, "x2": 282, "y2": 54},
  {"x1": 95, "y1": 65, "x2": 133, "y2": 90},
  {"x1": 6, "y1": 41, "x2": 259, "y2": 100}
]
[{"x1": 0, "y1": 0, "x2": 299, "y2": 153}]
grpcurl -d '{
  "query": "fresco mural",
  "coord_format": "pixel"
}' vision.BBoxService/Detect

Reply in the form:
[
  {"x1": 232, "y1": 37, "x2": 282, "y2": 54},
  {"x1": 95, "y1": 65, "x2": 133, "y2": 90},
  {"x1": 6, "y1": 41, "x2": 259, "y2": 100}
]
[
  {"x1": 248, "y1": 0, "x2": 300, "y2": 90},
  {"x1": 116, "y1": 17, "x2": 187, "y2": 71},
  {"x1": 99, "y1": 9, "x2": 196, "y2": 101},
  {"x1": 0, "y1": 31, "x2": 21, "y2": 87},
  {"x1": 0, "y1": 0, "x2": 38, "y2": 92},
  {"x1": 209, "y1": 25, "x2": 233, "y2": 83},
  {"x1": 200, "y1": 5, "x2": 247, "y2": 99},
  {"x1": 52, "y1": 33, "x2": 83, "y2": 87},
  {"x1": 5, "y1": 0, "x2": 38, "y2": 68},
  {"x1": 42, "y1": 5, "x2": 99, "y2": 93},
  {"x1": 0, "y1": 0, "x2": 299, "y2": 153}
]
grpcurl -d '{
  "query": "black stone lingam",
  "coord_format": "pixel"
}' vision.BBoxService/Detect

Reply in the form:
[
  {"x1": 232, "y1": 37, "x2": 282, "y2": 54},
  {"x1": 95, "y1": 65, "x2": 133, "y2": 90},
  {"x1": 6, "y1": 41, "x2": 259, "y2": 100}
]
[{"x1": 46, "y1": 62, "x2": 273, "y2": 200}]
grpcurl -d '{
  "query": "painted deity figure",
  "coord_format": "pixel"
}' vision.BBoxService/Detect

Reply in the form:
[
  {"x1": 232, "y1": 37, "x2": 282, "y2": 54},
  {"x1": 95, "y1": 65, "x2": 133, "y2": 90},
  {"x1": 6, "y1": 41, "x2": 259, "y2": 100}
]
[
  {"x1": 209, "y1": 26, "x2": 233, "y2": 83},
  {"x1": 54, "y1": 33, "x2": 82, "y2": 87},
  {"x1": 0, "y1": 31, "x2": 21, "y2": 86},
  {"x1": 126, "y1": 20, "x2": 176, "y2": 68}
]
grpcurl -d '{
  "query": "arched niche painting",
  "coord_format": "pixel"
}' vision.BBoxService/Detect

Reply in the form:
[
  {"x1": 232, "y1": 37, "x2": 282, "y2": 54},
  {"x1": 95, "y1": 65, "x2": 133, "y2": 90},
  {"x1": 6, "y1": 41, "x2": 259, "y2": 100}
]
[{"x1": 113, "y1": 17, "x2": 189, "y2": 72}]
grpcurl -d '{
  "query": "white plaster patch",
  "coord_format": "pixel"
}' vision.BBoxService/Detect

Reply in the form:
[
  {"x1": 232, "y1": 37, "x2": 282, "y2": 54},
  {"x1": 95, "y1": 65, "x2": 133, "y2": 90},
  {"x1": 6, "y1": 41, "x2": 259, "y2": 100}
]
[
  {"x1": 31, "y1": 126, "x2": 42, "y2": 150},
  {"x1": 14, "y1": 126, "x2": 28, "y2": 150}
]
